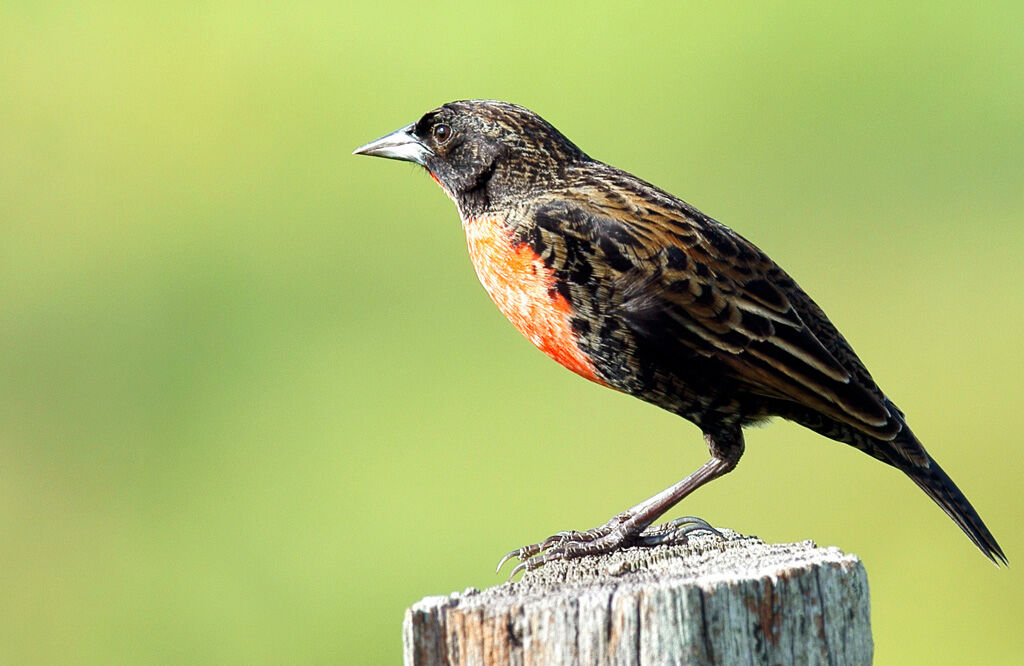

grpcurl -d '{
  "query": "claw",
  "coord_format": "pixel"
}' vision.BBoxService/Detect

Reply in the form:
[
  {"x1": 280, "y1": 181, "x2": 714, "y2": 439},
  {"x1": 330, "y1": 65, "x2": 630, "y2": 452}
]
[
  {"x1": 496, "y1": 539, "x2": 548, "y2": 573},
  {"x1": 667, "y1": 515, "x2": 723, "y2": 538},
  {"x1": 509, "y1": 560, "x2": 529, "y2": 580},
  {"x1": 637, "y1": 516, "x2": 723, "y2": 546},
  {"x1": 496, "y1": 549, "x2": 521, "y2": 573}
]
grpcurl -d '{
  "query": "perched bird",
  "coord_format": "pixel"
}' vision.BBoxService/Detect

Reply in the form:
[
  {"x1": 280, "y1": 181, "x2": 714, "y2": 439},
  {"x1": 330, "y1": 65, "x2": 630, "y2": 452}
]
[{"x1": 354, "y1": 100, "x2": 1005, "y2": 574}]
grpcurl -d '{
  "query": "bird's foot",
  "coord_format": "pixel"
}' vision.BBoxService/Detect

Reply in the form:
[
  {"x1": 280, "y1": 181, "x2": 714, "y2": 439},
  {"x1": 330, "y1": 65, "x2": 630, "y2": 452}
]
[{"x1": 496, "y1": 514, "x2": 721, "y2": 579}]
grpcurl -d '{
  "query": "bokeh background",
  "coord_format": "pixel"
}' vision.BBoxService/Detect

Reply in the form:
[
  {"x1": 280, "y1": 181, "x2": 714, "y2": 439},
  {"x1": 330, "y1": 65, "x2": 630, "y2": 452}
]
[{"x1": 2, "y1": 2, "x2": 1022, "y2": 663}]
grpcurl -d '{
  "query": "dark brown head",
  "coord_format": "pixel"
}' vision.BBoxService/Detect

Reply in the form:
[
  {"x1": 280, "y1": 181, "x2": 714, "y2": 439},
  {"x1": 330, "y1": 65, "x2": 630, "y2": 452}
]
[{"x1": 353, "y1": 100, "x2": 589, "y2": 215}]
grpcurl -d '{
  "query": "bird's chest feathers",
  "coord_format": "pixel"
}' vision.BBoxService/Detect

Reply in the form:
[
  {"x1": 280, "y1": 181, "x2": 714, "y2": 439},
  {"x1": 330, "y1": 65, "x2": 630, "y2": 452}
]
[{"x1": 463, "y1": 216, "x2": 604, "y2": 385}]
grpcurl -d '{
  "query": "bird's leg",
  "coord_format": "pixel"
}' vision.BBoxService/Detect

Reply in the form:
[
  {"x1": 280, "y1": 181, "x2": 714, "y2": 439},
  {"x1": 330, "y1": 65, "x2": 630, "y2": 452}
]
[{"x1": 498, "y1": 430, "x2": 744, "y2": 577}]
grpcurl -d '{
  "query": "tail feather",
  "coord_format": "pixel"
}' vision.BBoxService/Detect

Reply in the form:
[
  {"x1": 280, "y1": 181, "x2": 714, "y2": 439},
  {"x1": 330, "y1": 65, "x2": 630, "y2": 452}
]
[
  {"x1": 775, "y1": 399, "x2": 1006, "y2": 564},
  {"x1": 906, "y1": 454, "x2": 1006, "y2": 565}
]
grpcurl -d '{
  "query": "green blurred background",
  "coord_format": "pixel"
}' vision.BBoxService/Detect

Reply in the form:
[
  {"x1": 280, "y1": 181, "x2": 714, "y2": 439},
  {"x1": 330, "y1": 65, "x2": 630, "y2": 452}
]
[{"x1": 2, "y1": 2, "x2": 1022, "y2": 663}]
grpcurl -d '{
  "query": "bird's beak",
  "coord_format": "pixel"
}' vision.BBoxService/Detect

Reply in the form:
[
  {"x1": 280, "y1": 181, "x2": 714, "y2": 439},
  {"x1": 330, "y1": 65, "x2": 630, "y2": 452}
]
[{"x1": 352, "y1": 123, "x2": 433, "y2": 166}]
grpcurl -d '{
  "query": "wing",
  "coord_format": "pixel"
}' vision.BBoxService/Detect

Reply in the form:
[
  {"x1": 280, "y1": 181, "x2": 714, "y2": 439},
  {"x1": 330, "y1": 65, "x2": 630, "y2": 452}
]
[{"x1": 528, "y1": 174, "x2": 901, "y2": 442}]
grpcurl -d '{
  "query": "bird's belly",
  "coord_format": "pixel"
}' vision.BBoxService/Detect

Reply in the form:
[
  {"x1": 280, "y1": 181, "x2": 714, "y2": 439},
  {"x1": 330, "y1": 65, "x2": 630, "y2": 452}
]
[{"x1": 463, "y1": 216, "x2": 605, "y2": 385}]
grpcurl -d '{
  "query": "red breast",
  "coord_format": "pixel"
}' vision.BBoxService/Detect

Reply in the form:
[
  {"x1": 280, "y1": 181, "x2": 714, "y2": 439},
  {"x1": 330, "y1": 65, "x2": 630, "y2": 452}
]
[{"x1": 462, "y1": 215, "x2": 606, "y2": 386}]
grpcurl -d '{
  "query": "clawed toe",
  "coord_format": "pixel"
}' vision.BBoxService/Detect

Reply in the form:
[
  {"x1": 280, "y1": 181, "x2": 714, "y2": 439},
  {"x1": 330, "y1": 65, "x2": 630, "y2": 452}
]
[
  {"x1": 507, "y1": 538, "x2": 598, "y2": 579},
  {"x1": 495, "y1": 517, "x2": 626, "y2": 578},
  {"x1": 636, "y1": 516, "x2": 723, "y2": 546},
  {"x1": 494, "y1": 531, "x2": 578, "y2": 573}
]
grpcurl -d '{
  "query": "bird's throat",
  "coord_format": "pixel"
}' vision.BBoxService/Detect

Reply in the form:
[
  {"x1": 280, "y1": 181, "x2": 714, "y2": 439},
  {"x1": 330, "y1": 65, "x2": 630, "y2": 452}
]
[{"x1": 426, "y1": 169, "x2": 456, "y2": 203}]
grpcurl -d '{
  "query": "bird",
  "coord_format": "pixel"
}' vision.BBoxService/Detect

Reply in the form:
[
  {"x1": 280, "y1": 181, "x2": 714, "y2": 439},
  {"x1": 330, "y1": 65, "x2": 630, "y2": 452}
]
[{"x1": 353, "y1": 99, "x2": 1005, "y2": 575}]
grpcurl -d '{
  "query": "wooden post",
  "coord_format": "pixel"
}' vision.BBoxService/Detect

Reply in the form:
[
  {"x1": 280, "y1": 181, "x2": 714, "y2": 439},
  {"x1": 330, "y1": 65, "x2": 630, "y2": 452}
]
[{"x1": 403, "y1": 530, "x2": 871, "y2": 666}]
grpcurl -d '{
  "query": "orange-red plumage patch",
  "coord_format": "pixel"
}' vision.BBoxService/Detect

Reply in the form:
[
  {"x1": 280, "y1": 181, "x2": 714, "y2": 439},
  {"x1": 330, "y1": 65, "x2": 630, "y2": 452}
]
[{"x1": 463, "y1": 215, "x2": 605, "y2": 386}]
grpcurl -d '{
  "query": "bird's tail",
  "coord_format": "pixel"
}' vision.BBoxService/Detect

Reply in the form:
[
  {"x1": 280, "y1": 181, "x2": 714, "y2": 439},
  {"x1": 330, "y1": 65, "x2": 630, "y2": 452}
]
[
  {"x1": 774, "y1": 400, "x2": 1006, "y2": 564},
  {"x1": 903, "y1": 451, "x2": 1006, "y2": 565}
]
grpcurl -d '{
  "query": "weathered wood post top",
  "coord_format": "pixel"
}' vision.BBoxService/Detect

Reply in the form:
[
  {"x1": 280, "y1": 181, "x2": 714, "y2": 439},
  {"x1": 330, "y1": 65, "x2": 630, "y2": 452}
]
[{"x1": 403, "y1": 530, "x2": 871, "y2": 666}]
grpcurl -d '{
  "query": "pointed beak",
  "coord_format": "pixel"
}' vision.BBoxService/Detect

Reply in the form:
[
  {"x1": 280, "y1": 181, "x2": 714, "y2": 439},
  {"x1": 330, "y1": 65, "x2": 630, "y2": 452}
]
[{"x1": 352, "y1": 123, "x2": 433, "y2": 166}]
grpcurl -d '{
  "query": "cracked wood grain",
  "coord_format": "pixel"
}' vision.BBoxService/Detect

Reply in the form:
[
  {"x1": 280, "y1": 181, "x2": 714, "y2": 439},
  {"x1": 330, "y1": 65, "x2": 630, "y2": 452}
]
[{"x1": 403, "y1": 530, "x2": 871, "y2": 666}]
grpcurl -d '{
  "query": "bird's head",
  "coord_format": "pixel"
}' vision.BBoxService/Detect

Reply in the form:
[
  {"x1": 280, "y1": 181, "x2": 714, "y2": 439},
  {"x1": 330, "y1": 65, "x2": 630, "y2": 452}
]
[{"x1": 353, "y1": 100, "x2": 588, "y2": 215}]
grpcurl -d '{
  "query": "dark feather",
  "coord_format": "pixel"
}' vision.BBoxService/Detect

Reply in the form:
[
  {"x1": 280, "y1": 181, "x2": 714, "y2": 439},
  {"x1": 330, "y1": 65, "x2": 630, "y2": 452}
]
[{"x1": 526, "y1": 179, "x2": 901, "y2": 442}]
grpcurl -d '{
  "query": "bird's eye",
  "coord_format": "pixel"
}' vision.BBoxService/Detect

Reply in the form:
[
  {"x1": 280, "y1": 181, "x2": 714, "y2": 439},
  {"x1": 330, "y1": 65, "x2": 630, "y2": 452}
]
[{"x1": 433, "y1": 123, "x2": 452, "y2": 143}]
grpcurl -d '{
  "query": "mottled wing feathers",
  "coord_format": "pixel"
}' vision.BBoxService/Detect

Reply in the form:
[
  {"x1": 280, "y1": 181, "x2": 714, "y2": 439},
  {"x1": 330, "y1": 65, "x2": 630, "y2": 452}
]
[{"x1": 530, "y1": 171, "x2": 908, "y2": 446}]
